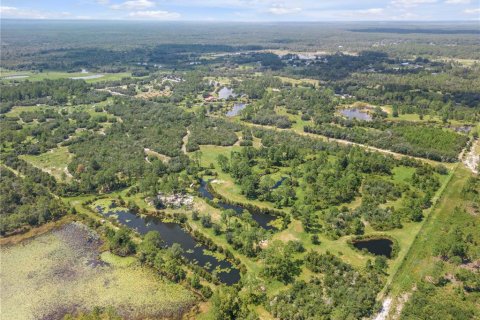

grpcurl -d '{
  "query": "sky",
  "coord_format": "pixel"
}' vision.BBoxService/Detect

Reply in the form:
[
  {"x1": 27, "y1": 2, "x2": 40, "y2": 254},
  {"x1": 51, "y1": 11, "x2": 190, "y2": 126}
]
[{"x1": 0, "y1": 0, "x2": 479, "y2": 21}]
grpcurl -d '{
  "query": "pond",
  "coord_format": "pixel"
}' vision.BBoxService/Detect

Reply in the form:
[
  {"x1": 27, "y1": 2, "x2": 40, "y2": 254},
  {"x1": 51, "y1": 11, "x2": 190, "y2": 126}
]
[
  {"x1": 97, "y1": 207, "x2": 240, "y2": 285},
  {"x1": 352, "y1": 238, "x2": 393, "y2": 258},
  {"x1": 340, "y1": 109, "x2": 372, "y2": 121},
  {"x1": 70, "y1": 74, "x2": 104, "y2": 80},
  {"x1": 272, "y1": 177, "x2": 287, "y2": 190},
  {"x1": 218, "y1": 87, "x2": 236, "y2": 100},
  {"x1": 199, "y1": 180, "x2": 277, "y2": 231},
  {"x1": 3, "y1": 75, "x2": 29, "y2": 79},
  {"x1": 226, "y1": 103, "x2": 246, "y2": 117}
]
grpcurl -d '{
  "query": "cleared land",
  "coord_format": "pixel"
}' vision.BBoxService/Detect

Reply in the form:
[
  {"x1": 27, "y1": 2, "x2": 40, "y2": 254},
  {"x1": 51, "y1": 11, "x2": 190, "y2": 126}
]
[
  {"x1": 20, "y1": 147, "x2": 73, "y2": 182},
  {"x1": 386, "y1": 164, "x2": 480, "y2": 319}
]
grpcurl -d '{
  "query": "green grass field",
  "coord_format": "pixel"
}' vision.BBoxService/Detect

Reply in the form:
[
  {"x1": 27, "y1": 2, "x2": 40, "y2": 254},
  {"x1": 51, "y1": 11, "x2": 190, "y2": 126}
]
[
  {"x1": 20, "y1": 147, "x2": 73, "y2": 182},
  {"x1": 389, "y1": 164, "x2": 470, "y2": 293},
  {"x1": 386, "y1": 164, "x2": 479, "y2": 317},
  {"x1": 0, "y1": 70, "x2": 132, "y2": 83}
]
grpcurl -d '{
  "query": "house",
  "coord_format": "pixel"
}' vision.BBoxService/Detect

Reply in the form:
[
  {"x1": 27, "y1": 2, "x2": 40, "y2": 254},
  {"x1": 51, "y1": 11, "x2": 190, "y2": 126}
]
[{"x1": 204, "y1": 95, "x2": 216, "y2": 102}]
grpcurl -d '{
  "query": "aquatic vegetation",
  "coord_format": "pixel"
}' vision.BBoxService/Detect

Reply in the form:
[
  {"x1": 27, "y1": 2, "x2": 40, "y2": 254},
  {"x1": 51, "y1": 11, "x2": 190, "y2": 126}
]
[{"x1": 0, "y1": 222, "x2": 195, "y2": 319}]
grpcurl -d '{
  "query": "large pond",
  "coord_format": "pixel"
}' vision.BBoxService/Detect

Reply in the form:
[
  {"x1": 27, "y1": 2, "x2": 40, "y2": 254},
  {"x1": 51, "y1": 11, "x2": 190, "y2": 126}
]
[
  {"x1": 218, "y1": 87, "x2": 236, "y2": 100},
  {"x1": 226, "y1": 103, "x2": 246, "y2": 117},
  {"x1": 352, "y1": 238, "x2": 393, "y2": 258},
  {"x1": 97, "y1": 207, "x2": 240, "y2": 285},
  {"x1": 198, "y1": 180, "x2": 277, "y2": 231},
  {"x1": 340, "y1": 109, "x2": 372, "y2": 121}
]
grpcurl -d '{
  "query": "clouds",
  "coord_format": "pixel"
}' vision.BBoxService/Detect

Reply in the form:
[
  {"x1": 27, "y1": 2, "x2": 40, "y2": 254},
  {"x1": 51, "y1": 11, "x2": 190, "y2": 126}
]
[
  {"x1": 0, "y1": 5, "x2": 72, "y2": 19},
  {"x1": 96, "y1": 0, "x2": 181, "y2": 19},
  {"x1": 110, "y1": 0, "x2": 155, "y2": 10},
  {"x1": 445, "y1": 0, "x2": 471, "y2": 3},
  {"x1": 464, "y1": 7, "x2": 480, "y2": 14},
  {"x1": 0, "y1": 0, "x2": 479, "y2": 21},
  {"x1": 391, "y1": 0, "x2": 437, "y2": 7},
  {"x1": 128, "y1": 10, "x2": 181, "y2": 19},
  {"x1": 267, "y1": 5, "x2": 302, "y2": 15}
]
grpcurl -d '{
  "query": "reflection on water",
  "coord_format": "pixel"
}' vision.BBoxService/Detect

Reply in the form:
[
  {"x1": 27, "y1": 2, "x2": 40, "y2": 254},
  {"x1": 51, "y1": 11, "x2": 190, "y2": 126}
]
[
  {"x1": 199, "y1": 180, "x2": 277, "y2": 231},
  {"x1": 218, "y1": 87, "x2": 236, "y2": 100},
  {"x1": 97, "y1": 206, "x2": 240, "y2": 285},
  {"x1": 340, "y1": 109, "x2": 372, "y2": 121},
  {"x1": 226, "y1": 103, "x2": 246, "y2": 117},
  {"x1": 353, "y1": 238, "x2": 393, "y2": 258}
]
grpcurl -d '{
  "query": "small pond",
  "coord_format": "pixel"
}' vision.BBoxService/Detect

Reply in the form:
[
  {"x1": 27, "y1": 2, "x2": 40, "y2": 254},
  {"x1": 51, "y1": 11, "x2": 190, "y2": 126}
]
[
  {"x1": 340, "y1": 109, "x2": 372, "y2": 121},
  {"x1": 97, "y1": 207, "x2": 240, "y2": 285},
  {"x1": 199, "y1": 180, "x2": 277, "y2": 231},
  {"x1": 352, "y1": 238, "x2": 393, "y2": 258},
  {"x1": 218, "y1": 87, "x2": 236, "y2": 100},
  {"x1": 70, "y1": 74, "x2": 104, "y2": 80},
  {"x1": 3, "y1": 75, "x2": 29, "y2": 80},
  {"x1": 272, "y1": 177, "x2": 286, "y2": 190},
  {"x1": 226, "y1": 103, "x2": 246, "y2": 117}
]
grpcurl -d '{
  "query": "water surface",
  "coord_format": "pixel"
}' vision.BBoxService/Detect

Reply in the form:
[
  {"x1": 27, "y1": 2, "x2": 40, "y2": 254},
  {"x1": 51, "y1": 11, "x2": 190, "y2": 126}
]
[
  {"x1": 199, "y1": 180, "x2": 277, "y2": 230},
  {"x1": 218, "y1": 87, "x2": 236, "y2": 100},
  {"x1": 272, "y1": 177, "x2": 287, "y2": 189},
  {"x1": 353, "y1": 238, "x2": 393, "y2": 258},
  {"x1": 98, "y1": 207, "x2": 240, "y2": 285},
  {"x1": 70, "y1": 74, "x2": 104, "y2": 80},
  {"x1": 340, "y1": 109, "x2": 372, "y2": 121},
  {"x1": 226, "y1": 103, "x2": 246, "y2": 117},
  {"x1": 3, "y1": 75, "x2": 29, "y2": 79}
]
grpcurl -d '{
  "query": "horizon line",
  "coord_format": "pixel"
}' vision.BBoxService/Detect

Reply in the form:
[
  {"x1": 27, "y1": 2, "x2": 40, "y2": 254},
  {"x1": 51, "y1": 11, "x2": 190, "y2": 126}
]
[{"x1": 1, "y1": 18, "x2": 479, "y2": 23}]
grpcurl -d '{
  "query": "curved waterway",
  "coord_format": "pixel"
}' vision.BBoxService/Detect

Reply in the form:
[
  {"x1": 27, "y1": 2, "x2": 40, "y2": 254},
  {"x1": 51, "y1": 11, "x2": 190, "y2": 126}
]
[
  {"x1": 198, "y1": 180, "x2": 277, "y2": 231},
  {"x1": 97, "y1": 207, "x2": 240, "y2": 285}
]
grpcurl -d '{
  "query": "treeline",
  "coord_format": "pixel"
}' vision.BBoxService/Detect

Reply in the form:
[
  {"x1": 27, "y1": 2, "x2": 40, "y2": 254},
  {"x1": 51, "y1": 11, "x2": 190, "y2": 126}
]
[
  {"x1": 105, "y1": 98, "x2": 189, "y2": 157},
  {"x1": 1, "y1": 109, "x2": 114, "y2": 156},
  {"x1": 186, "y1": 117, "x2": 240, "y2": 152},
  {"x1": 232, "y1": 52, "x2": 285, "y2": 70},
  {"x1": 285, "y1": 51, "x2": 391, "y2": 80},
  {"x1": 339, "y1": 66, "x2": 480, "y2": 110},
  {"x1": 5, "y1": 44, "x2": 263, "y2": 71},
  {"x1": 305, "y1": 122, "x2": 468, "y2": 162},
  {"x1": 269, "y1": 251, "x2": 384, "y2": 319},
  {"x1": 0, "y1": 79, "x2": 108, "y2": 109},
  {"x1": 0, "y1": 167, "x2": 66, "y2": 235}
]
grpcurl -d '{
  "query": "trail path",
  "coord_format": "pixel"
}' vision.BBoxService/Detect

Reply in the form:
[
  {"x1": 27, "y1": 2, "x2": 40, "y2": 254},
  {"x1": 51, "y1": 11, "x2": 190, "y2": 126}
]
[
  {"x1": 236, "y1": 120, "x2": 452, "y2": 166},
  {"x1": 182, "y1": 130, "x2": 190, "y2": 155},
  {"x1": 144, "y1": 148, "x2": 171, "y2": 163},
  {"x1": 463, "y1": 139, "x2": 479, "y2": 174}
]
